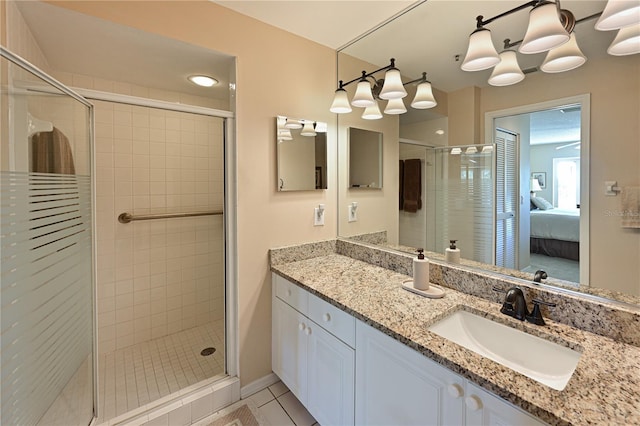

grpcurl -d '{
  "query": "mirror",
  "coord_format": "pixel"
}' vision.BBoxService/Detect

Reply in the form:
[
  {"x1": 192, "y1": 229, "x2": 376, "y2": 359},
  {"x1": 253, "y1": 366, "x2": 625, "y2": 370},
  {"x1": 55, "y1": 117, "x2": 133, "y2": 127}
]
[
  {"x1": 349, "y1": 127, "x2": 383, "y2": 189},
  {"x1": 336, "y1": 0, "x2": 640, "y2": 304},
  {"x1": 276, "y1": 116, "x2": 327, "y2": 191}
]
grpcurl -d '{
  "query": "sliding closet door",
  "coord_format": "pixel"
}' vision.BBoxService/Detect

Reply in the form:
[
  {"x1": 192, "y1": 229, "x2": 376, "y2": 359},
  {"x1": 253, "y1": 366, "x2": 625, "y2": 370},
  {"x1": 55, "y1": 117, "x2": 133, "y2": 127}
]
[{"x1": 1, "y1": 48, "x2": 95, "y2": 425}]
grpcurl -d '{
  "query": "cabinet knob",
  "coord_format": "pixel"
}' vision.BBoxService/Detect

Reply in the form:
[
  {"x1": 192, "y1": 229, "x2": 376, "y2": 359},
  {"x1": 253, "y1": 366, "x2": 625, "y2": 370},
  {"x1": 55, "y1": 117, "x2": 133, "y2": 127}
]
[
  {"x1": 322, "y1": 313, "x2": 331, "y2": 322},
  {"x1": 304, "y1": 326, "x2": 312, "y2": 336},
  {"x1": 447, "y1": 383, "x2": 464, "y2": 398},
  {"x1": 465, "y1": 395, "x2": 483, "y2": 411},
  {"x1": 298, "y1": 322, "x2": 305, "y2": 331}
]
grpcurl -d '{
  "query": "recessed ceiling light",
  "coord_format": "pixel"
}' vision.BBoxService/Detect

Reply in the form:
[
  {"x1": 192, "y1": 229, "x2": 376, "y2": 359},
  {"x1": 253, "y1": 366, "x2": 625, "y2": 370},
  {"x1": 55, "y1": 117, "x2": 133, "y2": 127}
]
[{"x1": 188, "y1": 75, "x2": 218, "y2": 87}]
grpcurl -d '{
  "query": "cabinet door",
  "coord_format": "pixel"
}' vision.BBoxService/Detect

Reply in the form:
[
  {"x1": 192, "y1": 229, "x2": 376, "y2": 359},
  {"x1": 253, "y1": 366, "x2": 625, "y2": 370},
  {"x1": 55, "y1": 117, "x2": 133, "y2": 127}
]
[
  {"x1": 307, "y1": 322, "x2": 355, "y2": 426},
  {"x1": 464, "y1": 382, "x2": 547, "y2": 426},
  {"x1": 355, "y1": 321, "x2": 465, "y2": 426},
  {"x1": 272, "y1": 297, "x2": 308, "y2": 403}
]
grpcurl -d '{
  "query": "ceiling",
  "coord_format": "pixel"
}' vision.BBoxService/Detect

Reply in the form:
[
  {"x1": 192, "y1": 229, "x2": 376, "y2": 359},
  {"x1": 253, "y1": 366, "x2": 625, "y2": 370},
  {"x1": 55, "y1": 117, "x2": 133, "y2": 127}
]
[{"x1": 16, "y1": 0, "x2": 594, "y2": 140}]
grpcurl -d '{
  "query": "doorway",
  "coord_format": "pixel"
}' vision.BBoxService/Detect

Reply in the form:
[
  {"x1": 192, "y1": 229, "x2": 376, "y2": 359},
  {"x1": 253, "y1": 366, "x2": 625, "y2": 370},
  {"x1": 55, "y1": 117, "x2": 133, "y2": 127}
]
[{"x1": 487, "y1": 95, "x2": 590, "y2": 285}]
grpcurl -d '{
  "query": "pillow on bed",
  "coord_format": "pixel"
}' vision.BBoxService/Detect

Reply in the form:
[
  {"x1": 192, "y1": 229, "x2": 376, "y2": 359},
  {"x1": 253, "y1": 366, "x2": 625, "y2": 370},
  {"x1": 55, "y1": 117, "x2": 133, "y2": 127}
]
[{"x1": 531, "y1": 196, "x2": 554, "y2": 210}]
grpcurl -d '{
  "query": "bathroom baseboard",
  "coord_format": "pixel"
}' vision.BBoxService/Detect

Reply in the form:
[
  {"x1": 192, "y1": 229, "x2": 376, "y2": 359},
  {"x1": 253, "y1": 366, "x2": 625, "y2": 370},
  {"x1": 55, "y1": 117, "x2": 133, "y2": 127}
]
[{"x1": 240, "y1": 372, "x2": 280, "y2": 399}]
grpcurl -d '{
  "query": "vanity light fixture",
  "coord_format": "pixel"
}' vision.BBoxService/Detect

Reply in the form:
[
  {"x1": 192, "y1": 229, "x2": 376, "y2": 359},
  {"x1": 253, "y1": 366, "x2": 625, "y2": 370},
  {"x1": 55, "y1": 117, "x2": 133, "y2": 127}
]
[
  {"x1": 595, "y1": 0, "x2": 640, "y2": 31},
  {"x1": 461, "y1": 0, "x2": 640, "y2": 86},
  {"x1": 300, "y1": 121, "x2": 317, "y2": 137},
  {"x1": 451, "y1": 147, "x2": 463, "y2": 155},
  {"x1": 488, "y1": 50, "x2": 525, "y2": 86},
  {"x1": 284, "y1": 118, "x2": 303, "y2": 129},
  {"x1": 188, "y1": 75, "x2": 218, "y2": 87},
  {"x1": 607, "y1": 23, "x2": 640, "y2": 55},
  {"x1": 466, "y1": 146, "x2": 478, "y2": 154},
  {"x1": 330, "y1": 59, "x2": 437, "y2": 119}
]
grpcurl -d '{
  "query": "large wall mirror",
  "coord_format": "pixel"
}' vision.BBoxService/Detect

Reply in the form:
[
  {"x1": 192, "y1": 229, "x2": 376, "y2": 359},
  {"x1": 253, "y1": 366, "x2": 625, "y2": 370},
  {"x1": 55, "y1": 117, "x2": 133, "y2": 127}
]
[
  {"x1": 277, "y1": 115, "x2": 328, "y2": 191},
  {"x1": 336, "y1": 0, "x2": 640, "y2": 306}
]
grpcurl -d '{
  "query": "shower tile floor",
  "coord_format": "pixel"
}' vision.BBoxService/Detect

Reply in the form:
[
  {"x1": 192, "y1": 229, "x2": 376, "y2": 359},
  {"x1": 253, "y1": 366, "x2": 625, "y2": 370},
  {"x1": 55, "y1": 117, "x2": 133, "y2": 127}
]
[{"x1": 98, "y1": 321, "x2": 225, "y2": 423}]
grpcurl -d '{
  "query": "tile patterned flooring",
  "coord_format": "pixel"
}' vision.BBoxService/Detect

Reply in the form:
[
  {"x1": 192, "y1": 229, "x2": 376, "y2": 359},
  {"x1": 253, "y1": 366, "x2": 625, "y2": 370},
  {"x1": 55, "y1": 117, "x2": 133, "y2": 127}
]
[
  {"x1": 98, "y1": 321, "x2": 224, "y2": 423},
  {"x1": 245, "y1": 381, "x2": 317, "y2": 426}
]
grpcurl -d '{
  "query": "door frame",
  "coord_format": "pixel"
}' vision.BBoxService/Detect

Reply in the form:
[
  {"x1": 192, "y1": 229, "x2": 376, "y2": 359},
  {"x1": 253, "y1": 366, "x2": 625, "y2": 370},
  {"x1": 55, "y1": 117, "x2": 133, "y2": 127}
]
[{"x1": 484, "y1": 94, "x2": 590, "y2": 285}]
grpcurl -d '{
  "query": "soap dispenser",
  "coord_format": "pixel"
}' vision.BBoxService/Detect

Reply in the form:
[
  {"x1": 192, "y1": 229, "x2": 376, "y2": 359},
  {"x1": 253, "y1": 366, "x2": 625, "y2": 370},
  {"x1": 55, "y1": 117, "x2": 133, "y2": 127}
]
[
  {"x1": 413, "y1": 248, "x2": 430, "y2": 290},
  {"x1": 445, "y1": 240, "x2": 460, "y2": 263}
]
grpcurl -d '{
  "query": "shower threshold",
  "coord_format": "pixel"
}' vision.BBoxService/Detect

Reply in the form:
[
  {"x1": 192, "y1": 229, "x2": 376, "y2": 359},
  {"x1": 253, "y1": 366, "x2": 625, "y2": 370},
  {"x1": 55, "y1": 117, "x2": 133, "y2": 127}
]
[{"x1": 97, "y1": 322, "x2": 225, "y2": 424}]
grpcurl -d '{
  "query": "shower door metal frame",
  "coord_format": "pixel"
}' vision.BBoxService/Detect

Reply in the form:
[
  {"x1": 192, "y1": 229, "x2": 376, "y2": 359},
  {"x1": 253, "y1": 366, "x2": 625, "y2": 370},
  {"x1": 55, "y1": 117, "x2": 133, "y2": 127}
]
[
  {"x1": 0, "y1": 45, "x2": 97, "y2": 423},
  {"x1": 73, "y1": 87, "x2": 239, "y2": 410}
]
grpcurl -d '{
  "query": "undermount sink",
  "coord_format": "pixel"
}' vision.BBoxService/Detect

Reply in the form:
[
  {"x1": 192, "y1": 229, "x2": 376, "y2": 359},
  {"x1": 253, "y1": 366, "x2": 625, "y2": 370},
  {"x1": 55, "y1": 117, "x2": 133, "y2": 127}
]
[{"x1": 428, "y1": 309, "x2": 582, "y2": 391}]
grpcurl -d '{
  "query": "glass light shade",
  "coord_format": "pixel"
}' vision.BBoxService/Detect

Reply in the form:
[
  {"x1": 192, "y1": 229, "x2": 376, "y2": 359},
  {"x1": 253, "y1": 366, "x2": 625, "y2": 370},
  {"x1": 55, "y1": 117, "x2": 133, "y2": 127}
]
[
  {"x1": 541, "y1": 32, "x2": 586, "y2": 73},
  {"x1": 482, "y1": 146, "x2": 494, "y2": 153},
  {"x1": 530, "y1": 178, "x2": 543, "y2": 192},
  {"x1": 595, "y1": 0, "x2": 640, "y2": 31},
  {"x1": 451, "y1": 147, "x2": 462, "y2": 155},
  {"x1": 607, "y1": 24, "x2": 640, "y2": 55},
  {"x1": 361, "y1": 102, "x2": 382, "y2": 120},
  {"x1": 411, "y1": 81, "x2": 437, "y2": 109},
  {"x1": 278, "y1": 129, "x2": 293, "y2": 140},
  {"x1": 379, "y1": 68, "x2": 408, "y2": 100},
  {"x1": 284, "y1": 119, "x2": 303, "y2": 129},
  {"x1": 330, "y1": 88, "x2": 352, "y2": 113},
  {"x1": 384, "y1": 98, "x2": 407, "y2": 114},
  {"x1": 351, "y1": 80, "x2": 375, "y2": 107},
  {"x1": 519, "y1": 1, "x2": 570, "y2": 54},
  {"x1": 300, "y1": 121, "x2": 316, "y2": 137},
  {"x1": 488, "y1": 51, "x2": 525, "y2": 86},
  {"x1": 461, "y1": 28, "x2": 500, "y2": 71},
  {"x1": 466, "y1": 146, "x2": 478, "y2": 154}
]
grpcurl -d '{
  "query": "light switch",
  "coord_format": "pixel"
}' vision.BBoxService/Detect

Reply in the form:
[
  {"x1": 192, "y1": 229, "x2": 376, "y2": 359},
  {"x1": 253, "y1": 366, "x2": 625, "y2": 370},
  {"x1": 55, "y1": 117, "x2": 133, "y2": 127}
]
[
  {"x1": 348, "y1": 202, "x2": 358, "y2": 222},
  {"x1": 314, "y1": 204, "x2": 325, "y2": 226}
]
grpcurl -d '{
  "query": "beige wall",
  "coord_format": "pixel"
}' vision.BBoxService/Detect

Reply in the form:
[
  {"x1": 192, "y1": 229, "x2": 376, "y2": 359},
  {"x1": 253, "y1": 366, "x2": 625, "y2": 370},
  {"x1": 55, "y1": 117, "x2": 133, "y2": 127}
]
[
  {"x1": 479, "y1": 56, "x2": 640, "y2": 295},
  {"x1": 45, "y1": 0, "x2": 338, "y2": 386}
]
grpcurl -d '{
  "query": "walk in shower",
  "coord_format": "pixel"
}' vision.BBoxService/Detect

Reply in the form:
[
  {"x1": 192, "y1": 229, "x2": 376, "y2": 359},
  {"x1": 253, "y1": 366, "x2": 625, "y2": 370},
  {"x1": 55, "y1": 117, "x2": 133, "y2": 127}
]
[
  {"x1": 2, "y1": 42, "x2": 232, "y2": 424},
  {"x1": 92, "y1": 99, "x2": 227, "y2": 421},
  {"x1": 1, "y1": 48, "x2": 94, "y2": 425},
  {"x1": 399, "y1": 142, "x2": 494, "y2": 264}
]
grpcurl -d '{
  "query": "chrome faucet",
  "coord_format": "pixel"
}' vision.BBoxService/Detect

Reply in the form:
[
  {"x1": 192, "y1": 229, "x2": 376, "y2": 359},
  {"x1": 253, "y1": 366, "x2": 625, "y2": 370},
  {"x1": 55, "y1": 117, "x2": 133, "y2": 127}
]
[
  {"x1": 493, "y1": 286, "x2": 557, "y2": 325},
  {"x1": 533, "y1": 270, "x2": 548, "y2": 283}
]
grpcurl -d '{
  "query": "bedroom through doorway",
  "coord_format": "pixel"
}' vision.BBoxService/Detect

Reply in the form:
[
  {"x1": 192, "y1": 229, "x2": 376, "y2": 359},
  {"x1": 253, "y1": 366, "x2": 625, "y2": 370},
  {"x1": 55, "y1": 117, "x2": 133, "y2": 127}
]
[{"x1": 489, "y1": 95, "x2": 590, "y2": 286}]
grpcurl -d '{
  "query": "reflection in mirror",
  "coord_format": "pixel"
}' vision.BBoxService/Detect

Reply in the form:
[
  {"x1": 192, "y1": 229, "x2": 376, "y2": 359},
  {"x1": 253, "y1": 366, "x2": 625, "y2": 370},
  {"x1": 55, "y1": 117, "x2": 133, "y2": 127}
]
[
  {"x1": 349, "y1": 127, "x2": 383, "y2": 189},
  {"x1": 276, "y1": 116, "x2": 327, "y2": 191},
  {"x1": 336, "y1": 0, "x2": 640, "y2": 304}
]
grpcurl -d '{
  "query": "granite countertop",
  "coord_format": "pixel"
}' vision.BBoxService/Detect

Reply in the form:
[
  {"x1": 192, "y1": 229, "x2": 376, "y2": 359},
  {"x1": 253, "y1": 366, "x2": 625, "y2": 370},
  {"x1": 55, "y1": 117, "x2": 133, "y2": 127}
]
[{"x1": 271, "y1": 253, "x2": 640, "y2": 426}]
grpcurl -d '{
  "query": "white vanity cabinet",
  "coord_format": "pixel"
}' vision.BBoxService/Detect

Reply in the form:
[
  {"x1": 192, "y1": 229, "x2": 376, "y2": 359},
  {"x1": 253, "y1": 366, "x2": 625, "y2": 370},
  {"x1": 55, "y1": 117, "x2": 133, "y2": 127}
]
[
  {"x1": 272, "y1": 274, "x2": 355, "y2": 426},
  {"x1": 356, "y1": 321, "x2": 546, "y2": 426},
  {"x1": 272, "y1": 273, "x2": 546, "y2": 426}
]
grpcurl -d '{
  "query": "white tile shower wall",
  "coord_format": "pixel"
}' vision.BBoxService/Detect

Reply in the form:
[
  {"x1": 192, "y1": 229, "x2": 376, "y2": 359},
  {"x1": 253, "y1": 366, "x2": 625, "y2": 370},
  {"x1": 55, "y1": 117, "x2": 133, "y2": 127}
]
[{"x1": 95, "y1": 100, "x2": 224, "y2": 353}]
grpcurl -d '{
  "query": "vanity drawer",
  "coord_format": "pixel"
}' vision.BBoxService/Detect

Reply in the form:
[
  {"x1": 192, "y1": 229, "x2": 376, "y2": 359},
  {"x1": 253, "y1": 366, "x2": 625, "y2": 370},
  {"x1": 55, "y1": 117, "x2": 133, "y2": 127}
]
[
  {"x1": 308, "y1": 293, "x2": 355, "y2": 348},
  {"x1": 274, "y1": 274, "x2": 308, "y2": 313}
]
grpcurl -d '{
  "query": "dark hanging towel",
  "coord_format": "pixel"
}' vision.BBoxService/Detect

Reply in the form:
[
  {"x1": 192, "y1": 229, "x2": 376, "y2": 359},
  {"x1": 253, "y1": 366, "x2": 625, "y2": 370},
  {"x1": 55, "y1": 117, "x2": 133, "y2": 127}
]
[
  {"x1": 30, "y1": 127, "x2": 76, "y2": 174},
  {"x1": 399, "y1": 160, "x2": 404, "y2": 210},
  {"x1": 402, "y1": 158, "x2": 422, "y2": 213}
]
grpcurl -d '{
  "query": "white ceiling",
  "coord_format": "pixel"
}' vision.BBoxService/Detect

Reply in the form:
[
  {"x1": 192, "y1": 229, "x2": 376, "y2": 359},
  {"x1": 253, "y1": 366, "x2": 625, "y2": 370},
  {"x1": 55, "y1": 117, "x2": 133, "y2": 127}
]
[
  {"x1": 16, "y1": 0, "x2": 599, "y2": 140},
  {"x1": 213, "y1": 1, "x2": 418, "y2": 50}
]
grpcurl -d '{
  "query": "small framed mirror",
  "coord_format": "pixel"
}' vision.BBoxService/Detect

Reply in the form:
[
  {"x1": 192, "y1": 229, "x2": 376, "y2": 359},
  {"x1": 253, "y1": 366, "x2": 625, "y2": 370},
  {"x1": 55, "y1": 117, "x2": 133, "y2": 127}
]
[
  {"x1": 348, "y1": 127, "x2": 383, "y2": 189},
  {"x1": 276, "y1": 116, "x2": 327, "y2": 191}
]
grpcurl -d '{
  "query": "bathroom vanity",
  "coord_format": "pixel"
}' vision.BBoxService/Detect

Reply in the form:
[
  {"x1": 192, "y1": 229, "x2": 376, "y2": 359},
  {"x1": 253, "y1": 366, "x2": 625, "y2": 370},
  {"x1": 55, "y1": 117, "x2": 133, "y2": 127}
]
[{"x1": 270, "y1": 240, "x2": 640, "y2": 425}]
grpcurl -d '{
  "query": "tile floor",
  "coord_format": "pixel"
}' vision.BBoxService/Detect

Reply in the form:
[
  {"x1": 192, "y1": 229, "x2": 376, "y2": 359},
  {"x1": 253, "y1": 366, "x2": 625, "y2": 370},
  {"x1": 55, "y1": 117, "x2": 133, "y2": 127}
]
[
  {"x1": 98, "y1": 321, "x2": 224, "y2": 423},
  {"x1": 245, "y1": 381, "x2": 317, "y2": 426}
]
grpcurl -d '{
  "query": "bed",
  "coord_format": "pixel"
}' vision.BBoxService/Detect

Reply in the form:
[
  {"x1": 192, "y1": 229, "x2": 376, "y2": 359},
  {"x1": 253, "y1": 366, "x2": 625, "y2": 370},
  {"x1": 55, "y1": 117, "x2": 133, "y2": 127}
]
[{"x1": 530, "y1": 208, "x2": 580, "y2": 261}]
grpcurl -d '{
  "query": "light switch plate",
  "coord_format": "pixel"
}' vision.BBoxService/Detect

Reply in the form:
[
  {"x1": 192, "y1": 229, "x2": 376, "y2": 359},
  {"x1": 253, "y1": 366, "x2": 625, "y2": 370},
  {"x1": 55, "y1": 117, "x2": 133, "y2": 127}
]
[
  {"x1": 348, "y1": 204, "x2": 357, "y2": 222},
  {"x1": 314, "y1": 207, "x2": 324, "y2": 226}
]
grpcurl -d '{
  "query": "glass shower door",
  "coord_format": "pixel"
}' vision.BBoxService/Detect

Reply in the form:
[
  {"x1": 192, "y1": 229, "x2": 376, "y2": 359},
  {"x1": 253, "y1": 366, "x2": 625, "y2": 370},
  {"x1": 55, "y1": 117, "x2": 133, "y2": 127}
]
[{"x1": 1, "y1": 47, "x2": 95, "y2": 425}]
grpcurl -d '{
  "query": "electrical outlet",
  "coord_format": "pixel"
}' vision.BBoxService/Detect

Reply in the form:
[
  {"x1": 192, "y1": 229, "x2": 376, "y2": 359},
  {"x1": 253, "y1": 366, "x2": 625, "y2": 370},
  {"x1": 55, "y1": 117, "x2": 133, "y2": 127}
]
[
  {"x1": 314, "y1": 207, "x2": 325, "y2": 226},
  {"x1": 348, "y1": 202, "x2": 358, "y2": 222}
]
